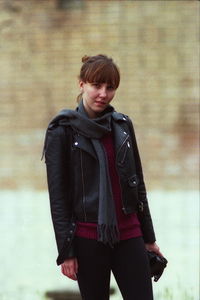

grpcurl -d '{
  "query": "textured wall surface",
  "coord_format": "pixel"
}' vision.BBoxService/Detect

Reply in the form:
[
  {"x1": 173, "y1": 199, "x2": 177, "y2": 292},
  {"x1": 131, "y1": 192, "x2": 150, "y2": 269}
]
[{"x1": 0, "y1": 0, "x2": 199, "y2": 190}]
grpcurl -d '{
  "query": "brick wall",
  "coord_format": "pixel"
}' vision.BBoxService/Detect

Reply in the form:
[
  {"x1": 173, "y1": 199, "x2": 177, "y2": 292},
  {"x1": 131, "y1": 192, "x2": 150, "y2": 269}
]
[{"x1": 0, "y1": 0, "x2": 199, "y2": 190}]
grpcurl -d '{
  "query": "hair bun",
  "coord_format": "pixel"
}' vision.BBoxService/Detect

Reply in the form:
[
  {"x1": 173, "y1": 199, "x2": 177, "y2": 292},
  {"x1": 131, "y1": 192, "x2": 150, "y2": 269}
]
[{"x1": 82, "y1": 55, "x2": 91, "y2": 63}]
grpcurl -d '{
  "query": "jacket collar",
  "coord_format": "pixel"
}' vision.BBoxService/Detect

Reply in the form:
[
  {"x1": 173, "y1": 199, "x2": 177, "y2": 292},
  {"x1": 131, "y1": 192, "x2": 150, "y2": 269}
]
[
  {"x1": 111, "y1": 114, "x2": 130, "y2": 156},
  {"x1": 72, "y1": 112, "x2": 129, "y2": 160}
]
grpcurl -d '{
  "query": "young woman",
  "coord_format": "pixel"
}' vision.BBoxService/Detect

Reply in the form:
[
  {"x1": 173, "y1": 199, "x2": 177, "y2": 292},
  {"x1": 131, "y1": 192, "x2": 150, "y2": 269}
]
[{"x1": 43, "y1": 54, "x2": 162, "y2": 300}]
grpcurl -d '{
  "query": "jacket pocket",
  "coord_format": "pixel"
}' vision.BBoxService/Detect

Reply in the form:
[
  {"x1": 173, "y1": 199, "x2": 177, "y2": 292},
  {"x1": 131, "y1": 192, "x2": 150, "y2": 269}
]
[
  {"x1": 121, "y1": 174, "x2": 139, "y2": 214},
  {"x1": 127, "y1": 174, "x2": 139, "y2": 201},
  {"x1": 128, "y1": 175, "x2": 144, "y2": 212}
]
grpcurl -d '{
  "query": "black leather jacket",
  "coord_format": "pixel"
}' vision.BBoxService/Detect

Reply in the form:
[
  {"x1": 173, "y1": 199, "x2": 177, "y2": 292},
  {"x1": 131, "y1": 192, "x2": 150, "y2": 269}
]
[{"x1": 44, "y1": 112, "x2": 156, "y2": 265}]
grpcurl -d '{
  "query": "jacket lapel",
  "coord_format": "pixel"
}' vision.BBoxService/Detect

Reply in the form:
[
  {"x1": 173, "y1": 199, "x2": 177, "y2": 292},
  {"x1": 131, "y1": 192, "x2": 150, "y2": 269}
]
[
  {"x1": 112, "y1": 113, "x2": 130, "y2": 160},
  {"x1": 73, "y1": 134, "x2": 97, "y2": 159}
]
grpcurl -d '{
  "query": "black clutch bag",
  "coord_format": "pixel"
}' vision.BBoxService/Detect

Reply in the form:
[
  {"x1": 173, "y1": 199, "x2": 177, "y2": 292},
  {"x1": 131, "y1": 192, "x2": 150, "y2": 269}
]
[{"x1": 148, "y1": 251, "x2": 168, "y2": 282}]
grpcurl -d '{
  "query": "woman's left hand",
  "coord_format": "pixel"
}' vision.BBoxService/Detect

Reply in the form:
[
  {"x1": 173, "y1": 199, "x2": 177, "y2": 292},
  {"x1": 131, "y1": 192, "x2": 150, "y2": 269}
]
[{"x1": 145, "y1": 242, "x2": 163, "y2": 257}]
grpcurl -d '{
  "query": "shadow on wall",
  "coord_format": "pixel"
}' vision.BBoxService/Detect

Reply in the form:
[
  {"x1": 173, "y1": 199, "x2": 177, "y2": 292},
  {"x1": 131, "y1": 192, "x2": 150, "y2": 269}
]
[
  {"x1": 3, "y1": 0, "x2": 84, "y2": 11},
  {"x1": 57, "y1": 0, "x2": 84, "y2": 10},
  {"x1": 45, "y1": 287, "x2": 115, "y2": 299}
]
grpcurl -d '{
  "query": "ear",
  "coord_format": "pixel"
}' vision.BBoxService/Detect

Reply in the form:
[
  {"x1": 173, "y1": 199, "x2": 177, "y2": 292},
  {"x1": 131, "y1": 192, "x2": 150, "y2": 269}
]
[{"x1": 79, "y1": 80, "x2": 84, "y2": 89}]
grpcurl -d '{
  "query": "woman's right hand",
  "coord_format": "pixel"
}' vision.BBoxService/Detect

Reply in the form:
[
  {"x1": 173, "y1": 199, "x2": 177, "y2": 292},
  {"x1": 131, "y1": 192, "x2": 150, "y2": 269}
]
[{"x1": 61, "y1": 258, "x2": 78, "y2": 281}]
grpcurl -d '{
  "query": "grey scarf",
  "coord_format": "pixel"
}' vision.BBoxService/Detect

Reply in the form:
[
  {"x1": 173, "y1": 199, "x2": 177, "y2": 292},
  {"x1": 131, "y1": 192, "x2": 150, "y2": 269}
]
[{"x1": 43, "y1": 100, "x2": 119, "y2": 246}]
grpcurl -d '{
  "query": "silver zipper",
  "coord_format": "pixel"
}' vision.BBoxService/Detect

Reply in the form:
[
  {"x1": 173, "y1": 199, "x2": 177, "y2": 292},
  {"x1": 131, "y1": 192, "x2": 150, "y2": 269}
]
[
  {"x1": 116, "y1": 135, "x2": 130, "y2": 214},
  {"x1": 80, "y1": 149, "x2": 87, "y2": 221},
  {"x1": 116, "y1": 134, "x2": 129, "y2": 164}
]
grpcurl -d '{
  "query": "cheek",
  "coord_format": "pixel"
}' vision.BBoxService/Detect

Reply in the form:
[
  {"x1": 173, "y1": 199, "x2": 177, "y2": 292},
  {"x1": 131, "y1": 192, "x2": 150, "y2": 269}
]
[
  {"x1": 109, "y1": 91, "x2": 116, "y2": 100},
  {"x1": 88, "y1": 89, "x2": 99, "y2": 98}
]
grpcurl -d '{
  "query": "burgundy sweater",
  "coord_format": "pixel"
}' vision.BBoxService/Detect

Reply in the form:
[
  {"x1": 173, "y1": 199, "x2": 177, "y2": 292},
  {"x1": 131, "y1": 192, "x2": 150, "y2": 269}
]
[{"x1": 75, "y1": 133, "x2": 142, "y2": 240}]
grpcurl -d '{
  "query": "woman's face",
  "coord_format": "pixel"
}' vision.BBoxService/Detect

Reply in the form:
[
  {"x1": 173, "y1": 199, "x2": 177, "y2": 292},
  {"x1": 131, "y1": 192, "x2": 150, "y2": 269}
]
[{"x1": 79, "y1": 81, "x2": 116, "y2": 118}]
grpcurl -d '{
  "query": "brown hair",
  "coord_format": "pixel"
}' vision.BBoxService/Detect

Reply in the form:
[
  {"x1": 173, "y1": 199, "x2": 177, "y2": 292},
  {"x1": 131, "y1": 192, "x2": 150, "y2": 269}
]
[{"x1": 77, "y1": 54, "x2": 120, "y2": 102}]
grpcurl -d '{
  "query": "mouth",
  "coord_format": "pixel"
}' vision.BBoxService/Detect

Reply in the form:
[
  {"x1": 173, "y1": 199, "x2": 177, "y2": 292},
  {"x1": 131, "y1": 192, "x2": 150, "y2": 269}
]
[{"x1": 95, "y1": 100, "x2": 107, "y2": 106}]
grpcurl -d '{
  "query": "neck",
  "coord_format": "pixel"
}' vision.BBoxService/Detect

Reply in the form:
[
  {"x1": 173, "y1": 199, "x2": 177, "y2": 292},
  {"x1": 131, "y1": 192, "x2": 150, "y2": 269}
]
[{"x1": 87, "y1": 109, "x2": 99, "y2": 119}]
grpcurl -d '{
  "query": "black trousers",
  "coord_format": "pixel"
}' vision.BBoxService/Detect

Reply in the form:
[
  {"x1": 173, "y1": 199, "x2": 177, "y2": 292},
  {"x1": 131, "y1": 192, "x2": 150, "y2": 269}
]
[{"x1": 74, "y1": 236, "x2": 153, "y2": 300}]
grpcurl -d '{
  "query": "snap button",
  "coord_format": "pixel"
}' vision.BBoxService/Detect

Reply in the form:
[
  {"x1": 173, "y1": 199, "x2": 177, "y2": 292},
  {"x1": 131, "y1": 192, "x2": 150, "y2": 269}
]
[
  {"x1": 74, "y1": 142, "x2": 78, "y2": 146},
  {"x1": 139, "y1": 201, "x2": 144, "y2": 212},
  {"x1": 128, "y1": 176, "x2": 138, "y2": 187},
  {"x1": 72, "y1": 223, "x2": 76, "y2": 227},
  {"x1": 69, "y1": 230, "x2": 73, "y2": 234}
]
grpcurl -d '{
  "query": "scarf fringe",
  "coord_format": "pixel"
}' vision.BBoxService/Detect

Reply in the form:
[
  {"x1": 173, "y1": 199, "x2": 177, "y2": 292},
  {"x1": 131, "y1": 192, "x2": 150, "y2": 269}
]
[{"x1": 97, "y1": 224, "x2": 120, "y2": 247}]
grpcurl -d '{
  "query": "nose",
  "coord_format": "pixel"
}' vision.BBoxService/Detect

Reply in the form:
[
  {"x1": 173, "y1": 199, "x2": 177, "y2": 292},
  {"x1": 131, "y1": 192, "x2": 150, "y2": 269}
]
[{"x1": 99, "y1": 86, "x2": 107, "y2": 98}]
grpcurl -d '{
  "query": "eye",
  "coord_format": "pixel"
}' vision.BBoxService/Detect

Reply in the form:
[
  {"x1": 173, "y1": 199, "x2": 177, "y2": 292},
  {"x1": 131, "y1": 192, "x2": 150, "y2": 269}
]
[
  {"x1": 91, "y1": 83, "x2": 101, "y2": 88},
  {"x1": 107, "y1": 85, "x2": 115, "y2": 91}
]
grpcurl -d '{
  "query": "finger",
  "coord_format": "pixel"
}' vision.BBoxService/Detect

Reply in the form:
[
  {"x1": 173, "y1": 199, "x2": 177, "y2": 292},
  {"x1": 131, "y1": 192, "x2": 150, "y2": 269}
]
[
  {"x1": 68, "y1": 262, "x2": 77, "y2": 280},
  {"x1": 61, "y1": 263, "x2": 70, "y2": 276},
  {"x1": 154, "y1": 245, "x2": 163, "y2": 257},
  {"x1": 64, "y1": 267, "x2": 77, "y2": 280},
  {"x1": 67, "y1": 274, "x2": 77, "y2": 281},
  {"x1": 66, "y1": 263, "x2": 75, "y2": 277},
  {"x1": 154, "y1": 248, "x2": 164, "y2": 257},
  {"x1": 71, "y1": 273, "x2": 77, "y2": 281}
]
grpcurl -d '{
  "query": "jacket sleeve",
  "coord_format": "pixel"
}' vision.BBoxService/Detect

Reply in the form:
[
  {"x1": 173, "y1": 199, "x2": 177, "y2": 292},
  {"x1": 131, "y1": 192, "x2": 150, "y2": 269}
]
[
  {"x1": 44, "y1": 125, "x2": 76, "y2": 265},
  {"x1": 126, "y1": 117, "x2": 156, "y2": 244}
]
